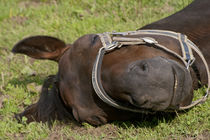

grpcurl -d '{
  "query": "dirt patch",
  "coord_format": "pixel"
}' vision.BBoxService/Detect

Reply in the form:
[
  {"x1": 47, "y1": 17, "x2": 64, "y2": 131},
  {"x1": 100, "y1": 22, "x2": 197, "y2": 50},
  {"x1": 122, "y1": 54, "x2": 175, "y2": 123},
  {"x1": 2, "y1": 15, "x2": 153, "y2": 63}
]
[
  {"x1": 169, "y1": 131, "x2": 210, "y2": 140},
  {"x1": 161, "y1": 2, "x2": 174, "y2": 13},
  {"x1": 0, "y1": 47, "x2": 11, "y2": 54},
  {"x1": 18, "y1": 1, "x2": 43, "y2": 8},
  {"x1": 48, "y1": 132, "x2": 72, "y2": 140},
  {"x1": 0, "y1": 93, "x2": 9, "y2": 110},
  {"x1": 10, "y1": 16, "x2": 28, "y2": 25},
  {"x1": 70, "y1": 124, "x2": 119, "y2": 139},
  {"x1": 46, "y1": 123, "x2": 75, "y2": 140},
  {"x1": 142, "y1": 1, "x2": 174, "y2": 15},
  {"x1": 12, "y1": 133, "x2": 25, "y2": 140},
  {"x1": 47, "y1": 122, "x2": 119, "y2": 139},
  {"x1": 18, "y1": 0, "x2": 58, "y2": 8},
  {"x1": 0, "y1": 92, "x2": 3, "y2": 109},
  {"x1": 193, "y1": 131, "x2": 210, "y2": 140}
]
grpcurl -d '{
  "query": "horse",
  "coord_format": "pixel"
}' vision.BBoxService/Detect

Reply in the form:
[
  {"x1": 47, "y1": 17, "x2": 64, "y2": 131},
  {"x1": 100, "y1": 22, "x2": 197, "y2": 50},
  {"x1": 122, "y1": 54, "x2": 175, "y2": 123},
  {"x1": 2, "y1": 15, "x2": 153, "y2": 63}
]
[{"x1": 12, "y1": 0, "x2": 209, "y2": 126}]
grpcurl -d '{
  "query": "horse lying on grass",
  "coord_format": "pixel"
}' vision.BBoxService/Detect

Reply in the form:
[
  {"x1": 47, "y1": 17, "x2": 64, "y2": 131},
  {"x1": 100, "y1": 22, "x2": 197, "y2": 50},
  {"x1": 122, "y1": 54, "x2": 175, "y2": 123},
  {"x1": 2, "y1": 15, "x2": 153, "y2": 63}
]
[{"x1": 12, "y1": 0, "x2": 209, "y2": 126}]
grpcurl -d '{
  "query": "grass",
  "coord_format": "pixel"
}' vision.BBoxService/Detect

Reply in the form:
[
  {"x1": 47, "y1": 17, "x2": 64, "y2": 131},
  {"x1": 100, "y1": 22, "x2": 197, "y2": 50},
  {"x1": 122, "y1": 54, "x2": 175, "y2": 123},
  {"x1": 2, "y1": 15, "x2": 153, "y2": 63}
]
[{"x1": 1, "y1": 0, "x2": 209, "y2": 139}]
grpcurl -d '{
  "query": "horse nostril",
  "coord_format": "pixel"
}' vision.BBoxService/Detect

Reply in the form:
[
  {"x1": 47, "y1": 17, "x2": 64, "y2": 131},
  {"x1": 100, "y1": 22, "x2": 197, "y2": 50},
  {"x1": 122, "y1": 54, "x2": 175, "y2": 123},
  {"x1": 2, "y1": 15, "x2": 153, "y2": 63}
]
[
  {"x1": 128, "y1": 61, "x2": 149, "y2": 73},
  {"x1": 141, "y1": 62, "x2": 148, "y2": 71}
]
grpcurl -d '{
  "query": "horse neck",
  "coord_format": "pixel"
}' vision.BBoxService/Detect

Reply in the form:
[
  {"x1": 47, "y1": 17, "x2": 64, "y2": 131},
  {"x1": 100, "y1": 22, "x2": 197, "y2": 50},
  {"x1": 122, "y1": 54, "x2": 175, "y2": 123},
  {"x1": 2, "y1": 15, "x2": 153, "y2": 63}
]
[{"x1": 141, "y1": 0, "x2": 210, "y2": 44}]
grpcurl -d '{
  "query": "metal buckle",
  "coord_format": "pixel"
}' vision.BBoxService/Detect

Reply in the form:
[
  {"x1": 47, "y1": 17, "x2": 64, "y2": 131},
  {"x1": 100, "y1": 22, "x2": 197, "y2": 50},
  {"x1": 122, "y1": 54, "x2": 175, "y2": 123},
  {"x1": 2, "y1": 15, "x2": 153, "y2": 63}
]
[
  {"x1": 186, "y1": 59, "x2": 195, "y2": 69},
  {"x1": 142, "y1": 37, "x2": 158, "y2": 44},
  {"x1": 104, "y1": 41, "x2": 119, "y2": 52}
]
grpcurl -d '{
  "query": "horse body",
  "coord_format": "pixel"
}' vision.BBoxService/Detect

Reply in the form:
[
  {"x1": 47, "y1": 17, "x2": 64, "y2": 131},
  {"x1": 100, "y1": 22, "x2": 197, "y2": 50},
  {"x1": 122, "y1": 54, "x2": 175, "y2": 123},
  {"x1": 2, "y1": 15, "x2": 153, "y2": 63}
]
[{"x1": 13, "y1": 0, "x2": 210, "y2": 125}]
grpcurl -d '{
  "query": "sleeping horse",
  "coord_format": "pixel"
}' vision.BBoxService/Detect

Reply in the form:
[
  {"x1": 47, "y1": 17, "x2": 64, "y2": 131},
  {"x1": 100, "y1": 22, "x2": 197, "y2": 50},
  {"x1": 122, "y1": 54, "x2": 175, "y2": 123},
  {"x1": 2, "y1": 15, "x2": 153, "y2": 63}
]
[{"x1": 12, "y1": 0, "x2": 209, "y2": 125}]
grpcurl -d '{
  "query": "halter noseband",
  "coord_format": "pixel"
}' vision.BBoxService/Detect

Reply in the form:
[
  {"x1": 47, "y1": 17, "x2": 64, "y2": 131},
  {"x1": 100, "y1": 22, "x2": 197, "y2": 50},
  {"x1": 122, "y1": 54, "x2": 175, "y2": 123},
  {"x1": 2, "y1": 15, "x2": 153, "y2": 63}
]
[{"x1": 92, "y1": 29, "x2": 210, "y2": 112}]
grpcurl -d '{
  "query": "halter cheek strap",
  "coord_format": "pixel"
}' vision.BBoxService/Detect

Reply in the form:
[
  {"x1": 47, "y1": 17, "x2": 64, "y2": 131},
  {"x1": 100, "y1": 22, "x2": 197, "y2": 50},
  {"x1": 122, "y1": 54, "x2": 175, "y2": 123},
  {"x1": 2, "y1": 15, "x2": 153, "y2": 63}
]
[{"x1": 92, "y1": 30, "x2": 210, "y2": 112}]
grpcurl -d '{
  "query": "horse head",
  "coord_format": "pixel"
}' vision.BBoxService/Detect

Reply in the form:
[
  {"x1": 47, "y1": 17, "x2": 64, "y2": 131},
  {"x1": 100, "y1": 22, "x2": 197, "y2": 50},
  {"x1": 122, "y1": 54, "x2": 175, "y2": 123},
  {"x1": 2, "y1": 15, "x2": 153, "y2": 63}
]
[{"x1": 13, "y1": 31, "x2": 197, "y2": 125}]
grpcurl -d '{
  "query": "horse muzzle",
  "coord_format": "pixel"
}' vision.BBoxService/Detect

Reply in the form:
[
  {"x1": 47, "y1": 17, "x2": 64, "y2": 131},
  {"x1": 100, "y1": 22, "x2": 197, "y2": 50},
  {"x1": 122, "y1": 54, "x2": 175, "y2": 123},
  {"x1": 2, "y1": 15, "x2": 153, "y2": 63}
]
[{"x1": 113, "y1": 56, "x2": 193, "y2": 111}]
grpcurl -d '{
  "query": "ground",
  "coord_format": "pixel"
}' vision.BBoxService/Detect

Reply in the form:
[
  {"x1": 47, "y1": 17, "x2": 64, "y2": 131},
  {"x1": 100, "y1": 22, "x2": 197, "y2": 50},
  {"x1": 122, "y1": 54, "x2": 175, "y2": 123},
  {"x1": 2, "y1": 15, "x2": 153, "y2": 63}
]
[{"x1": 0, "y1": 0, "x2": 209, "y2": 139}]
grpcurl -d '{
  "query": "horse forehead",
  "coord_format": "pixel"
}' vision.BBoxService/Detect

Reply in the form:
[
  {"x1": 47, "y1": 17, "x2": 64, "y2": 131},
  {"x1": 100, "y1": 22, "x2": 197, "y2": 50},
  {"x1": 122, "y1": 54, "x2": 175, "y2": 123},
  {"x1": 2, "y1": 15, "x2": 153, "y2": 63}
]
[
  {"x1": 58, "y1": 37, "x2": 99, "y2": 72},
  {"x1": 60, "y1": 33, "x2": 181, "y2": 74}
]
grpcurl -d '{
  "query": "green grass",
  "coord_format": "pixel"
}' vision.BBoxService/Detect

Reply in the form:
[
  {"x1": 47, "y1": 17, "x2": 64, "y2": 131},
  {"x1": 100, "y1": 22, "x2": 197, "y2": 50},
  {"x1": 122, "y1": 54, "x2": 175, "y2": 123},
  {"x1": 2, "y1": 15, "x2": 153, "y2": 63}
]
[{"x1": 1, "y1": 0, "x2": 209, "y2": 139}]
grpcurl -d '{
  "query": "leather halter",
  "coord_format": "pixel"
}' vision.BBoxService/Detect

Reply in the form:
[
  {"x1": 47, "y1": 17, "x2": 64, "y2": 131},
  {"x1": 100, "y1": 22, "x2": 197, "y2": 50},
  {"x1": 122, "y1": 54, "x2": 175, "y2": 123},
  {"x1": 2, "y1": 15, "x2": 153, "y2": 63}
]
[{"x1": 92, "y1": 29, "x2": 210, "y2": 112}]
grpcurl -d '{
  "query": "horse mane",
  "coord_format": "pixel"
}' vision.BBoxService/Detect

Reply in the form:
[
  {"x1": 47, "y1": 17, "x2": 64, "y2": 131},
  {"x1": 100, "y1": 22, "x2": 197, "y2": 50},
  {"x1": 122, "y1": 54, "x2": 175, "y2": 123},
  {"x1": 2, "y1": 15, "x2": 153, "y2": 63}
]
[{"x1": 16, "y1": 75, "x2": 74, "y2": 125}]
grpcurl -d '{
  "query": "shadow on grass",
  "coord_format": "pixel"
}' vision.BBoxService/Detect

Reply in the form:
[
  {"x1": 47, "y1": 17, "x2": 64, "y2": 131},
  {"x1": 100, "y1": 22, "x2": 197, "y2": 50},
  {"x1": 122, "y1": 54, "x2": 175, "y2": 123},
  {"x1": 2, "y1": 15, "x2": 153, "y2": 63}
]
[{"x1": 112, "y1": 111, "x2": 188, "y2": 129}]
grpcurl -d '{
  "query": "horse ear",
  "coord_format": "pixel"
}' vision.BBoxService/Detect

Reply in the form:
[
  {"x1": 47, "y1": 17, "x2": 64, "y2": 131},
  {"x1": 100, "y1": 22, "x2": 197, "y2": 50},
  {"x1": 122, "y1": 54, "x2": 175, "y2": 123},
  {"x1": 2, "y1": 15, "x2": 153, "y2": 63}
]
[{"x1": 12, "y1": 36, "x2": 71, "y2": 62}]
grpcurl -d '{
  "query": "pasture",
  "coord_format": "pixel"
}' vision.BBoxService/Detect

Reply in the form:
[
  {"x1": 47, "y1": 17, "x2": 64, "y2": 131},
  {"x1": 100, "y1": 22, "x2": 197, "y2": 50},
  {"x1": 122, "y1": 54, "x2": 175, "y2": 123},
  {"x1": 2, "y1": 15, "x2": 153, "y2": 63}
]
[{"x1": 0, "y1": 0, "x2": 209, "y2": 139}]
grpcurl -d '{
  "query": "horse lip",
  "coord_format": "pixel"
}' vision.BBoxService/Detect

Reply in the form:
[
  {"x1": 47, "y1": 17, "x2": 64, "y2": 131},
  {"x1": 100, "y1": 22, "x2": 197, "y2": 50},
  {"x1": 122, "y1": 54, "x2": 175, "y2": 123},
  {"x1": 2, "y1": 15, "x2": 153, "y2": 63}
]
[
  {"x1": 172, "y1": 66, "x2": 178, "y2": 97},
  {"x1": 171, "y1": 64, "x2": 184, "y2": 102}
]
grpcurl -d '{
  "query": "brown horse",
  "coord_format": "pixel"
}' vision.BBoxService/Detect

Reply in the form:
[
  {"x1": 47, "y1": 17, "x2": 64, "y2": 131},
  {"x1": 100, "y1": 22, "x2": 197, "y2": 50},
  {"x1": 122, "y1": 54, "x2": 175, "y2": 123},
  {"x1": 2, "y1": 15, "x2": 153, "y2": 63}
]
[{"x1": 12, "y1": 0, "x2": 209, "y2": 126}]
